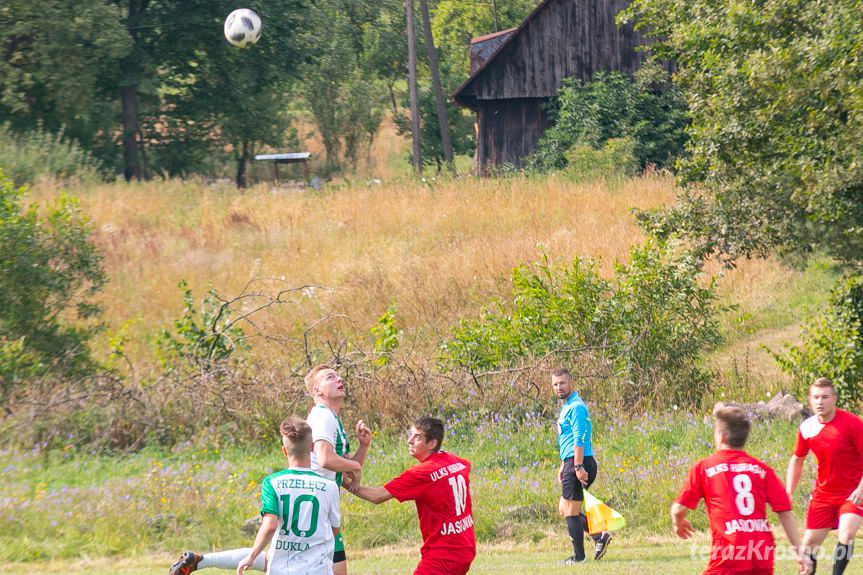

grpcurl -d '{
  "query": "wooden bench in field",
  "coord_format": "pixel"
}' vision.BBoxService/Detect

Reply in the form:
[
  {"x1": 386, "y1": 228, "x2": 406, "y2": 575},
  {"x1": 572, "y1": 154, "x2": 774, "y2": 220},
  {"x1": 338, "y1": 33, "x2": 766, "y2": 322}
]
[{"x1": 254, "y1": 152, "x2": 310, "y2": 183}]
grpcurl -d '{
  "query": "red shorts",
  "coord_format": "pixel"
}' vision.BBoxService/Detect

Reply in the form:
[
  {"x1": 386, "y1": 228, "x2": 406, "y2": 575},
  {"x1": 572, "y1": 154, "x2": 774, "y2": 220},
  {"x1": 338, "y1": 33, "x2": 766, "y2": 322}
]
[
  {"x1": 703, "y1": 568, "x2": 771, "y2": 575},
  {"x1": 413, "y1": 550, "x2": 475, "y2": 575},
  {"x1": 806, "y1": 497, "x2": 863, "y2": 530}
]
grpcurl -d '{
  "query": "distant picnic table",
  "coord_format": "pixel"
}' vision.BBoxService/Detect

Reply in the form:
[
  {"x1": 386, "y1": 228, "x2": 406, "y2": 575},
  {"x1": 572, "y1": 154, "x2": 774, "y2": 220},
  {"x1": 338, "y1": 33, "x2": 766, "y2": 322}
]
[{"x1": 254, "y1": 152, "x2": 310, "y2": 183}]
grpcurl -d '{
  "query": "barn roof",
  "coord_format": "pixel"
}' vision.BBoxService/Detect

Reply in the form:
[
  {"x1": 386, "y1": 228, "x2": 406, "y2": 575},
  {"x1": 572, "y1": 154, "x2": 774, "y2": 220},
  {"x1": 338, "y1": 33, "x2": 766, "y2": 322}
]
[
  {"x1": 452, "y1": 0, "x2": 649, "y2": 108},
  {"x1": 452, "y1": 0, "x2": 557, "y2": 107},
  {"x1": 468, "y1": 27, "x2": 517, "y2": 75}
]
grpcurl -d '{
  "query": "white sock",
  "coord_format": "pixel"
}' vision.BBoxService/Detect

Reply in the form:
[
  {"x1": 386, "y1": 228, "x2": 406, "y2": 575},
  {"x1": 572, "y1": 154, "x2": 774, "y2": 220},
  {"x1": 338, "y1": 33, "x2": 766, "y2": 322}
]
[{"x1": 198, "y1": 548, "x2": 265, "y2": 571}]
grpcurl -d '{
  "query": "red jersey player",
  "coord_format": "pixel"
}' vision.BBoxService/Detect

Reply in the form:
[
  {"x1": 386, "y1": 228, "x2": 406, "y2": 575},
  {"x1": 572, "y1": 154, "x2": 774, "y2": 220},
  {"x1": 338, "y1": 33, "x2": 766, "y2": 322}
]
[
  {"x1": 343, "y1": 417, "x2": 475, "y2": 575},
  {"x1": 786, "y1": 377, "x2": 863, "y2": 575},
  {"x1": 672, "y1": 406, "x2": 808, "y2": 575}
]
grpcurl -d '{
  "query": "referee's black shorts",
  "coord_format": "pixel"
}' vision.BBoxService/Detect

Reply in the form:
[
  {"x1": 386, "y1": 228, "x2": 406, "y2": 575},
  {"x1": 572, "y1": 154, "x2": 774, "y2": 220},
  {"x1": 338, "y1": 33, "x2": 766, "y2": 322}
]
[{"x1": 561, "y1": 455, "x2": 597, "y2": 502}]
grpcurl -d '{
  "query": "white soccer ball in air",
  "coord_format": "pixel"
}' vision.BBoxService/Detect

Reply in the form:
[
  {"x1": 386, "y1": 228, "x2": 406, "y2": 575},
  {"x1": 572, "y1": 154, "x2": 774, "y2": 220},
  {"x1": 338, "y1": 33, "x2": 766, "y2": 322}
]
[{"x1": 224, "y1": 8, "x2": 262, "y2": 48}]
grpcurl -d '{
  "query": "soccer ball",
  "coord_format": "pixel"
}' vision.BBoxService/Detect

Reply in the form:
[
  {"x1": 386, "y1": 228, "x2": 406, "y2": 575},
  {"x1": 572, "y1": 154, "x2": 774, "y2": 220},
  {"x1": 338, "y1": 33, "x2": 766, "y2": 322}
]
[{"x1": 224, "y1": 8, "x2": 262, "y2": 48}]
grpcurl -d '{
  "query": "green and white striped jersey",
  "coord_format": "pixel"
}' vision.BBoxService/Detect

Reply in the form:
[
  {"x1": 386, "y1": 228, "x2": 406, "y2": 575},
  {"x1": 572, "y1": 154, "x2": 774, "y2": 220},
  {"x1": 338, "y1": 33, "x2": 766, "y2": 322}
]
[{"x1": 307, "y1": 405, "x2": 351, "y2": 486}]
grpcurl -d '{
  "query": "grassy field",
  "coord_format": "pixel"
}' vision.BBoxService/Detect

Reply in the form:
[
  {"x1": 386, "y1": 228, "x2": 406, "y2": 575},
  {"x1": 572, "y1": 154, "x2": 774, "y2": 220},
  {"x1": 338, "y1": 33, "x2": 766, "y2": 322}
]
[
  {"x1": 6, "y1": 538, "x2": 822, "y2": 575},
  {"x1": 0, "y1": 410, "x2": 822, "y2": 571},
  {"x1": 6, "y1": 533, "x2": 849, "y2": 574}
]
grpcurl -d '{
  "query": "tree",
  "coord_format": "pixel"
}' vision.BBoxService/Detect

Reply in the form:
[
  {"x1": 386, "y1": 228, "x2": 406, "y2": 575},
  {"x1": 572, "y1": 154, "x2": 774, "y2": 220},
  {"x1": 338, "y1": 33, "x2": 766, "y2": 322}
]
[
  {"x1": 394, "y1": 86, "x2": 475, "y2": 171},
  {"x1": 621, "y1": 0, "x2": 863, "y2": 267},
  {"x1": 0, "y1": 172, "x2": 106, "y2": 408},
  {"x1": 0, "y1": 0, "x2": 131, "y2": 151},
  {"x1": 418, "y1": 0, "x2": 453, "y2": 171},
  {"x1": 406, "y1": 0, "x2": 422, "y2": 173},
  {"x1": 148, "y1": 0, "x2": 308, "y2": 187},
  {"x1": 299, "y1": 0, "x2": 390, "y2": 172},
  {"x1": 431, "y1": 0, "x2": 539, "y2": 82},
  {"x1": 362, "y1": 5, "x2": 408, "y2": 116}
]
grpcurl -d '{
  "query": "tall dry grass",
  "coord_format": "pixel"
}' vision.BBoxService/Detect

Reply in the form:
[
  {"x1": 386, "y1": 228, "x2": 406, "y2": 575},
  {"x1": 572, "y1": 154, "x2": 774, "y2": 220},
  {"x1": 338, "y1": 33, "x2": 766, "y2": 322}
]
[
  {"x1": 37, "y1": 172, "x2": 673, "y2": 364},
  {"x1": 21, "y1": 166, "x2": 823, "y2": 446}
]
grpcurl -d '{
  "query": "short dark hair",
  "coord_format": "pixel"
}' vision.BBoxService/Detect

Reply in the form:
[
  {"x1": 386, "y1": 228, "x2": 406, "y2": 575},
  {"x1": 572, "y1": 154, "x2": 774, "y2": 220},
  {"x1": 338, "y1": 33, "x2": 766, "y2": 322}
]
[
  {"x1": 810, "y1": 377, "x2": 836, "y2": 395},
  {"x1": 551, "y1": 368, "x2": 572, "y2": 379},
  {"x1": 280, "y1": 416, "x2": 312, "y2": 457},
  {"x1": 714, "y1": 406, "x2": 750, "y2": 449},
  {"x1": 412, "y1": 417, "x2": 444, "y2": 452}
]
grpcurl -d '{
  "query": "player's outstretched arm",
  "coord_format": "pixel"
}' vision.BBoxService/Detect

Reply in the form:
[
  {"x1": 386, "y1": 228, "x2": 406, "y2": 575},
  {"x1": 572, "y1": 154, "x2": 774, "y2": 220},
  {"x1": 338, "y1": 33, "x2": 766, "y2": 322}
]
[
  {"x1": 237, "y1": 514, "x2": 278, "y2": 575},
  {"x1": 670, "y1": 503, "x2": 695, "y2": 539},
  {"x1": 342, "y1": 474, "x2": 394, "y2": 505}
]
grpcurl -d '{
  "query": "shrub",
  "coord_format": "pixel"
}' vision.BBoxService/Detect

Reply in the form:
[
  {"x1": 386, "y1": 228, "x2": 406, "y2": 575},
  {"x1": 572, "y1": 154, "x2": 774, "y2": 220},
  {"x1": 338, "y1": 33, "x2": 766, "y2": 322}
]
[
  {"x1": 767, "y1": 274, "x2": 863, "y2": 408},
  {"x1": 526, "y1": 63, "x2": 688, "y2": 173},
  {"x1": 440, "y1": 239, "x2": 723, "y2": 409},
  {"x1": 0, "y1": 123, "x2": 103, "y2": 186},
  {"x1": 0, "y1": 171, "x2": 106, "y2": 407},
  {"x1": 156, "y1": 280, "x2": 251, "y2": 374}
]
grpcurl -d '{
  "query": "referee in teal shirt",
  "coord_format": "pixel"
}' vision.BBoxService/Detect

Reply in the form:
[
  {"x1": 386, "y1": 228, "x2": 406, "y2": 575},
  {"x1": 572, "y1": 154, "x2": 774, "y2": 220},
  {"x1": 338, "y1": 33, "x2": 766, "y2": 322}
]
[{"x1": 552, "y1": 368, "x2": 612, "y2": 564}]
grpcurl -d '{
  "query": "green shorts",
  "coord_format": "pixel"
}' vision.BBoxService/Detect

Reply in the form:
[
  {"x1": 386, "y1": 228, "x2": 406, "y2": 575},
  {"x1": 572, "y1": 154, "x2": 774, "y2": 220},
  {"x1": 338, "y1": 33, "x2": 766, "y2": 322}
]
[{"x1": 334, "y1": 531, "x2": 346, "y2": 562}]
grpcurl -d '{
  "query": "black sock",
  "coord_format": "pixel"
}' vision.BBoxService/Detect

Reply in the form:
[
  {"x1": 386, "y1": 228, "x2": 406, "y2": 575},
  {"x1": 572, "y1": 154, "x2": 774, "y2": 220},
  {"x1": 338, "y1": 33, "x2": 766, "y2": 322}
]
[
  {"x1": 566, "y1": 515, "x2": 585, "y2": 560},
  {"x1": 579, "y1": 513, "x2": 600, "y2": 542},
  {"x1": 810, "y1": 553, "x2": 818, "y2": 575},
  {"x1": 833, "y1": 543, "x2": 853, "y2": 575}
]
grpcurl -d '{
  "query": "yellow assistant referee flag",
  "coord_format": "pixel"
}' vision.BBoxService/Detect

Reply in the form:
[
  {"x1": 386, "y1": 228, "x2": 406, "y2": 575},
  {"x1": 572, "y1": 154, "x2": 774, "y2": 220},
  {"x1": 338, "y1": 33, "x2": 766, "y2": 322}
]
[{"x1": 583, "y1": 489, "x2": 626, "y2": 534}]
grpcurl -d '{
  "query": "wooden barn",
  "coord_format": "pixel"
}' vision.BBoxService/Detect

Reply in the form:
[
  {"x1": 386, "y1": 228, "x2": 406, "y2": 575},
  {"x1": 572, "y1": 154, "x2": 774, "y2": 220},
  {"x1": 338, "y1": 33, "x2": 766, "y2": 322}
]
[{"x1": 452, "y1": 0, "x2": 653, "y2": 170}]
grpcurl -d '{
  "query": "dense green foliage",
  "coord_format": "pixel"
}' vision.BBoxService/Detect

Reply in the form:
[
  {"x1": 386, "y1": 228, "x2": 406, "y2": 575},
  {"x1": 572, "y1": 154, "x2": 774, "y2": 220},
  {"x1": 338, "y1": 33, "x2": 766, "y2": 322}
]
[
  {"x1": 0, "y1": 0, "x2": 546, "y2": 179},
  {"x1": 441, "y1": 240, "x2": 723, "y2": 409},
  {"x1": 622, "y1": 0, "x2": 863, "y2": 267},
  {"x1": 560, "y1": 137, "x2": 639, "y2": 183},
  {"x1": 768, "y1": 274, "x2": 863, "y2": 408},
  {"x1": 526, "y1": 64, "x2": 688, "y2": 173},
  {"x1": 119, "y1": 0, "x2": 309, "y2": 184},
  {"x1": 0, "y1": 0, "x2": 131, "y2": 147},
  {"x1": 299, "y1": 0, "x2": 392, "y2": 171},
  {"x1": 431, "y1": 0, "x2": 540, "y2": 82},
  {"x1": 0, "y1": 172, "x2": 106, "y2": 406}
]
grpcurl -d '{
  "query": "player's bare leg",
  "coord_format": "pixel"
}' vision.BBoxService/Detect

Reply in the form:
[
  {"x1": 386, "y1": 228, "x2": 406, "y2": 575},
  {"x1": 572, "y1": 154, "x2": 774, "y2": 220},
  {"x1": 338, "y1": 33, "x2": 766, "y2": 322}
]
[
  {"x1": 559, "y1": 497, "x2": 581, "y2": 518},
  {"x1": 169, "y1": 549, "x2": 266, "y2": 575},
  {"x1": 801, "y1": 528, "x2": 831, "y2": 575},
  {"x1": 333, "y1": 560, "x2": 346, "y2": 575}
]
